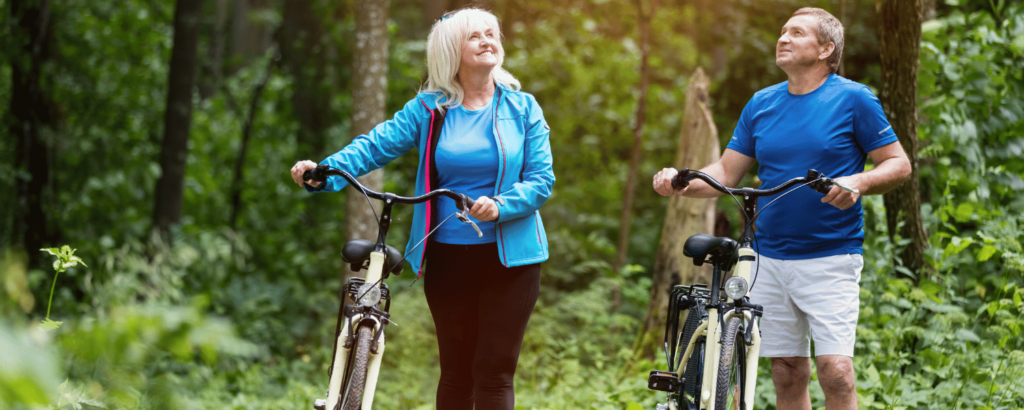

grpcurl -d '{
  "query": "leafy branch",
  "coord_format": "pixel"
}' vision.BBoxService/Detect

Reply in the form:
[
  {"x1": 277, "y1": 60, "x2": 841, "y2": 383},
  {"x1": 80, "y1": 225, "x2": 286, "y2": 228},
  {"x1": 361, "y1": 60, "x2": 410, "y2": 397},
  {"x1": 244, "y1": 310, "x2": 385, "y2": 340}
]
[{"x1": 39, "y1": 246, "x2": 87, "y2": 331}]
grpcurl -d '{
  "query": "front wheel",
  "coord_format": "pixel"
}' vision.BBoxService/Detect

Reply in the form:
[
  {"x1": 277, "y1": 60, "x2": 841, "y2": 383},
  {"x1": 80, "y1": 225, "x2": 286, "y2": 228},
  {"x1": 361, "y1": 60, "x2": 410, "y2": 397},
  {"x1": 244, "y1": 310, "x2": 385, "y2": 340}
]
[
  {"x1": 341, "y1": 324, "x2": 374, "y2": 410},
  {"x1": 715, "y1": 317, "x2": 746, "y2": 410}
]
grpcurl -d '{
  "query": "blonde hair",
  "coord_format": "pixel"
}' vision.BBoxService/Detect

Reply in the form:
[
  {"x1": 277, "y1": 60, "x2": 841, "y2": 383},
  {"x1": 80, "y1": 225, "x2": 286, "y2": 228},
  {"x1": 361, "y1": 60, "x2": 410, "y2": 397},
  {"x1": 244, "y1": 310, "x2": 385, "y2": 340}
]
[
  {"x1": 792, "y1": 7, "x2": 845, "y2": 74},
  {"x1": 422, "y1": 8, "x2": 521, "y2": 111}
]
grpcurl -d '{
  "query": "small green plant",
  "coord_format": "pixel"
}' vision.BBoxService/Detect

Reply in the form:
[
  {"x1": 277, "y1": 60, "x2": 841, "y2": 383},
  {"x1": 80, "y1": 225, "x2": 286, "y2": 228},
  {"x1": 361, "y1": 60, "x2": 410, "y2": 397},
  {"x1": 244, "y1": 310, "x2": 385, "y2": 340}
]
[{"x1": 39, "y1": 246, "x2": 87, "y2": 331}]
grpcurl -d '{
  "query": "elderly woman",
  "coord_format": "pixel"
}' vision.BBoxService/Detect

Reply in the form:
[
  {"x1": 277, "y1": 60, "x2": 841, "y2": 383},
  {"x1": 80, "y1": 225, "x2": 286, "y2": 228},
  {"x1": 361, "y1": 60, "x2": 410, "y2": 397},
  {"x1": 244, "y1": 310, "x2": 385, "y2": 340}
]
[{"x1": 289, "y1": 8, "x2": 553, "y2": 410}]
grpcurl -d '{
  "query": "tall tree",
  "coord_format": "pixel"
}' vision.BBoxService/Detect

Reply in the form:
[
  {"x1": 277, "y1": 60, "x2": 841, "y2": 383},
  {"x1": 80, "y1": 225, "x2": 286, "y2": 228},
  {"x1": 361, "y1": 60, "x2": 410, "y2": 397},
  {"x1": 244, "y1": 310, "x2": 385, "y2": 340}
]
[
  {"x1": 281, "y1": 0, "x2": 331, "y2": 158},
  {"x1": 878, "y1": 0, "x2": 928, "y2": 276},
  {"x1": 230, "y1": 0, "x2": 274, "y2": 61},
  {"x1": 346, "y1": 0, "x2": 389, "y2": 276},
  {"x1": 9, "y1": 0, "x2": 59, "y2": 266},
  {"x1": 614, "y1": 0, "x2": 654, "y2": 272},
  {"x1": 198, "y1": 0, "x2": 230, "y2": 100},
  {"x1": 152, "y1": 0, "x2": 204, "y2": 237},
  {"x1": 634, "y1": 68, "x2": 719, "y2": 359}
]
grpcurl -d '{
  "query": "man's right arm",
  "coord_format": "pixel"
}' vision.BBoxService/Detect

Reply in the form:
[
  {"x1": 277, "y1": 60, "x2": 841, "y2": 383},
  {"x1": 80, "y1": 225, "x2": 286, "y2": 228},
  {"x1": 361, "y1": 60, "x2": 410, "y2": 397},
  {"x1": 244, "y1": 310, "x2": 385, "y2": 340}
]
[{"x1": 653, "y1": 149, "x2": 756, "y2": 198}]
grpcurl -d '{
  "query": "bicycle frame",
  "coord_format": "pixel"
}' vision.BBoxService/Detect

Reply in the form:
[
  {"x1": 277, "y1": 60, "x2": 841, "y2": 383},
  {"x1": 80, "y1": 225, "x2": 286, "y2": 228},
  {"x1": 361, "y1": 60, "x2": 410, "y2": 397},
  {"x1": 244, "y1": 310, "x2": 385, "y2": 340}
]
[
  {"x1": 671, "y1": 246, "x2": 760, "y2": 410},
  {"x1": 654, "y1": 169, "x2": 837, "y2": 410},
  {"x1": 306, "y1": 165, "x2": 477, "y2": 410}
]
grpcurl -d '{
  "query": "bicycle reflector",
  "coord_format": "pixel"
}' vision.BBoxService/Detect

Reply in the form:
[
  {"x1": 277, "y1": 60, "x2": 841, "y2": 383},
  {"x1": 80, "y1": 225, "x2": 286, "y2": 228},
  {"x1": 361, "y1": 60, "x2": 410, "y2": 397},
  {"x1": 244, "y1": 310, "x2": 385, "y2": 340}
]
[{"x1": 724, "y1": 276, "x2": 749, "y2": 300}]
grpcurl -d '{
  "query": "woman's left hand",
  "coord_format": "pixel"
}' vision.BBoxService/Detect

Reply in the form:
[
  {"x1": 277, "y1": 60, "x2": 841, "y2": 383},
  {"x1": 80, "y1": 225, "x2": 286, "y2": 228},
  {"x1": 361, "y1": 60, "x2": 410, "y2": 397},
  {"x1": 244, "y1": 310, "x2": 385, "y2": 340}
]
[{"x1": 469, "y1": 196, "x2": 500, "y2": 222}]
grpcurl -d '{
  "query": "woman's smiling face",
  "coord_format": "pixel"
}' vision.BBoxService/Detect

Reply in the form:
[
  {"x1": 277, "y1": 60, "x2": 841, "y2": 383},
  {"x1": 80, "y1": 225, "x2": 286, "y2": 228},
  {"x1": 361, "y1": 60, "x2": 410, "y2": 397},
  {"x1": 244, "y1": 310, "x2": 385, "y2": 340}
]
[{"x1": 459, "y1": 18, "x2": 501, "y2": 73}]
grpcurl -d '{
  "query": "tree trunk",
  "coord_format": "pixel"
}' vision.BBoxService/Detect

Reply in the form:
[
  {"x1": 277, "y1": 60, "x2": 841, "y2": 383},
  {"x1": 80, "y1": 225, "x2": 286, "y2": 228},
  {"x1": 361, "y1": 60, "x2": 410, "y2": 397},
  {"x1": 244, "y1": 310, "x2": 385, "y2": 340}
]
[
  {"x1": 230, "y1": 0, "x2": 273, "y2": 63},
  {"x1": 9, "y1": 0, "x2": 59, "y2": 266},
  {"x1": 423, "y1": 0, "x2": 447, "y2": 22},
  {"x1": 838, "y1": 0, "x2": 847, "y2": 77},
  {"x1": 282, "y1": 0, "x2": 330, "y2": 158},
  {"x1": 634, "y1": 68, "x2": 719, "y2": 360},
  {"x1": 346, "y1": 0, "x2": 389, "y2": 277},
  {"x1": 199, "y1": 0, "x2": 230, "y2": 100},
  {"x1": 614, "y1": 0, "x2": 654, "y2": 274},
  {"x1": 152, "y1": 0, "x2": 204, "y2": 237},
  {"x1": 878, "y1": 0, "x2": 928, "y2": 277}
]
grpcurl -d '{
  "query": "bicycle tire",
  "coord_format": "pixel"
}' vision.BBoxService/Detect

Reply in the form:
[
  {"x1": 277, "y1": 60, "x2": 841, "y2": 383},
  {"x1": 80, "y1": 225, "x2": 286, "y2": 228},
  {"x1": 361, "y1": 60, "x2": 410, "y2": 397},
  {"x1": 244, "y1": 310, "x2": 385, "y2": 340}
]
[
  {"x1": 715, "y1": 317, "x2": 746, "y2": 410},
  {"x1": 341, "y1": 324, "x2": 374, "y2": 410}
]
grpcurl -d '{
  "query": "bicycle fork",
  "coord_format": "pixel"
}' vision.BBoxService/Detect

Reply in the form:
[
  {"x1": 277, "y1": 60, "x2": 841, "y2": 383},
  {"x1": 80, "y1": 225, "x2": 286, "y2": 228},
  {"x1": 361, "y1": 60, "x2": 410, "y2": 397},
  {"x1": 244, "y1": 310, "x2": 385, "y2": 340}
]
[{"x1": 321, "y1": 315, "x2": 387, "y2": 410}]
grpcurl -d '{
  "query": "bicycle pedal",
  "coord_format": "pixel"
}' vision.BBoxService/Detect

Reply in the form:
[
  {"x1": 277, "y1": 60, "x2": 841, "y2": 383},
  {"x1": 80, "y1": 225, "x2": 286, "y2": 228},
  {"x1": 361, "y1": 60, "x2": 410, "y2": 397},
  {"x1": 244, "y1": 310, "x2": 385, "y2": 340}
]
[
  {"x1": 313, "y1": 399, "x2": 326, "y2": 410},
  {"x1": 647, "y1": 370, "x2": 680, "y2": 392}
]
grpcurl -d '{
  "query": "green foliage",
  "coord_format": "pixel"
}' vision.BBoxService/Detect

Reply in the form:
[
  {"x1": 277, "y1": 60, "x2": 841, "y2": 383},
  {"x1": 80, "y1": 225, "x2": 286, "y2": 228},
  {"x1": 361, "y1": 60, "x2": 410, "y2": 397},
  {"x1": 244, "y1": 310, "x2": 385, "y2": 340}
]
[{"x1": 2, "y1": 0, "x2": 1023, "y2": 409}]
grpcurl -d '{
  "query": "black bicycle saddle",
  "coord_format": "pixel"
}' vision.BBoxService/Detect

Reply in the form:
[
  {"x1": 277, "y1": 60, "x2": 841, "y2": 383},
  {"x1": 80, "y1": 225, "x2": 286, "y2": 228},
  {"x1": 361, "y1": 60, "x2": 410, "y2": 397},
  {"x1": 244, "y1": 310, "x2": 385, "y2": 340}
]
[
  {"x1": 341, "y1": 239, "x2": 404, "y2": 275},
  {"x1": 683, "y1": 234, "x2": 738, "y2": 267}
]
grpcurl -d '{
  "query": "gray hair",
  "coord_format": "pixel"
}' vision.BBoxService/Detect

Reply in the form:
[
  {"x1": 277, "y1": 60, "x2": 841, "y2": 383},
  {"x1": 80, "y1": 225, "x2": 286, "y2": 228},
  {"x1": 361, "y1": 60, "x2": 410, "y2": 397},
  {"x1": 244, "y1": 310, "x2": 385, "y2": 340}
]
[
  {"x1": 792, "y1": 7, "x2": 844, "y2": 74},
  {"x1": 422, "y1": 8, "x2": 521, "y2": 111}
]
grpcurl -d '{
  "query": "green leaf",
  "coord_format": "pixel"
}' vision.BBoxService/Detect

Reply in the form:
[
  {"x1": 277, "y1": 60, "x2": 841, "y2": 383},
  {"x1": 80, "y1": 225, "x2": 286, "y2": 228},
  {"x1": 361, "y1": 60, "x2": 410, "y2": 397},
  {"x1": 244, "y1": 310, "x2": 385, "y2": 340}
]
[
  {"x1": 943, "y1": 237, "x2": 974, "y2": 259},
  {"x1": 626, "y1": 402, "x2": 644, "y2": 410},
  {"x1": 1011, "y1": 34, "x2": 1024, "y2": 56},
  {"x1": 39, "y1": 318, "x2": 62, "y2": 331},
  {"x1": 955, "y1": 328, "x2": 981, "y2": 343},
  {"x1": 954, "y1": 202, "x2": 974, "y2": 223},
  {"x1": 1014, "y1": 290, "x2": 1022, "y2": 306},
  {"x1": 919, "y1": 279, "x2": 943, "y2": 302},
  {"x1": 977, "y1": 245, "x2": 998, "y2": 261}
]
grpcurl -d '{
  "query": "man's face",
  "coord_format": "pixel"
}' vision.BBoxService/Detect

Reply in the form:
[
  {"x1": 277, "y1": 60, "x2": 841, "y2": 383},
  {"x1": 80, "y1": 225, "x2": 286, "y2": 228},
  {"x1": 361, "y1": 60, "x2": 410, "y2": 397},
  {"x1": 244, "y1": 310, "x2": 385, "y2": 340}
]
[{"x1": 776, "y1": 15, "x2": 828, "y2": 70}]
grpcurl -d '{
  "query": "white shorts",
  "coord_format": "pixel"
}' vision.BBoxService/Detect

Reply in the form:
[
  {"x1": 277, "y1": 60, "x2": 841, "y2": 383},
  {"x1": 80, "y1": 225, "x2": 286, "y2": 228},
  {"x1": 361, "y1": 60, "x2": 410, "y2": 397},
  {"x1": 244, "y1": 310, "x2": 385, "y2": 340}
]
[{"x1": 748, "y1": 253, "x2": 864, "y2": 358}]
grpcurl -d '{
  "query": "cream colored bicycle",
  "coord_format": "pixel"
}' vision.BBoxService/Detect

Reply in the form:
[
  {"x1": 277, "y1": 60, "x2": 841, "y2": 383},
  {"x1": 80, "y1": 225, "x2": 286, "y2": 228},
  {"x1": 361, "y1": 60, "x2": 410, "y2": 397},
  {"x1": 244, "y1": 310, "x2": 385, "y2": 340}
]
[
  {"x1": 303, "y1": 165, "x2": 480, "y2": 410},
  {"x1": 647, "y1": 168, "x2": 854, "y2": 410}
]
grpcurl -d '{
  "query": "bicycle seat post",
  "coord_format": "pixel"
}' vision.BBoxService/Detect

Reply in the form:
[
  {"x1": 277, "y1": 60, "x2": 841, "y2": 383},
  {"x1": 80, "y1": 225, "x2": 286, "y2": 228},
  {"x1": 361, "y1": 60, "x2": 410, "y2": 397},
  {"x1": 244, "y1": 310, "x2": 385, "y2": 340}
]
[{"x1": 709, "y1": 263, "x2": 723, "y2": 308}]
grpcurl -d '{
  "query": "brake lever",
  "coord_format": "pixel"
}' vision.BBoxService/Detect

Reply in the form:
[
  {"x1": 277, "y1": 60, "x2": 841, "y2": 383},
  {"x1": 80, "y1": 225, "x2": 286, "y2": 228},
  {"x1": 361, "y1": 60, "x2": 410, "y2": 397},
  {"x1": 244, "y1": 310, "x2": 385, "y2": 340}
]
[
  {"x1": 830, "y1": 179, "x2": 860, "y2": 195},
  {"x1": 456, "y1": 211, "x2": 484, "y2": 238},
  {"x1": 455, "y1": 195, "x2": 484, "y2": 238}
]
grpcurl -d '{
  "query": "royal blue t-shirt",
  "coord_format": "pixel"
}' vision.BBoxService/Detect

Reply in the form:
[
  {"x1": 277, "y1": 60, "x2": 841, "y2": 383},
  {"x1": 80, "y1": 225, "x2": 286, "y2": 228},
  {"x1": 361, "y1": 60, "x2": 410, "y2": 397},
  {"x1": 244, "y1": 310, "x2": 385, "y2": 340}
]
[
  {"x1": 726, "y1": 74, "x2": 899, "y2": 259},
  {"x1": 433, "y1": 97, "x2": 499, "y2": 244}
]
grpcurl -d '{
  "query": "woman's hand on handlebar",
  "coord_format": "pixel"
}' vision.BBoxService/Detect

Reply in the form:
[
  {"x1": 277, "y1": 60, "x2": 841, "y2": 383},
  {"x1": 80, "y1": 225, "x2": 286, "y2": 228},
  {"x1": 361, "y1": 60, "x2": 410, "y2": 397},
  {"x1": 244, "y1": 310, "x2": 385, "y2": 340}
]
[
  {"x1": 653, "y1": 168, "x2": 685, "y2": 197},
  {"x1": 469, "y1": 196, "x2": 499, "y2": 221},
  {"x1": 291, "y1": 160, "x2": 320, "y2": 188}
]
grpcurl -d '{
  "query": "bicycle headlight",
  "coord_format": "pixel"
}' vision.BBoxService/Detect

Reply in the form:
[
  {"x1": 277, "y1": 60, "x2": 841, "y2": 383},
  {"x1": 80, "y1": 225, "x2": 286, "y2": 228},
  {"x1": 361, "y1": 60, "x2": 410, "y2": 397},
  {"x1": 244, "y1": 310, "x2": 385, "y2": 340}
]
[
  {"x1": 356, "y1": 283, "x2": 382, "y2": 306},
  {"x1": 724, "y1": 276, "x2": 749, "y2": 300}
]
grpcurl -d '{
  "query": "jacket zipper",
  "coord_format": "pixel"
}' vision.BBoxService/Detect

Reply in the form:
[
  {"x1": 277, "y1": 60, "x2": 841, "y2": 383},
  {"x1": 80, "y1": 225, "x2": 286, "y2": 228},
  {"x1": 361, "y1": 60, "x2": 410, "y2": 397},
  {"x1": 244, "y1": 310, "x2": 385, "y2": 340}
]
[
  {"x1": 493, "y1": 89, "x2": 509, "y2": 265},
  {"x1": 418, "y1": 99, "x2": 437, "y2": 276}
]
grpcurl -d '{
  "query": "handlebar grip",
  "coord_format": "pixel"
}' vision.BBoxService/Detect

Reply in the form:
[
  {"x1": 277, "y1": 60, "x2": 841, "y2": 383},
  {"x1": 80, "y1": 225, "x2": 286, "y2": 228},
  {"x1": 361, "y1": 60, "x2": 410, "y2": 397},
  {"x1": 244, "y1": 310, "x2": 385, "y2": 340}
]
[
  {"x1": 671, "y1": 169, "x2": 691, "y2": 190},
  {"x1": 806, "y1": 169, "x2": 833, "y2": 195},
  {"x1": 303, "y1": 165, "x2": 328, "y2": 183},
  {"x1": 813, "y1": 180, "x2": 834, "y2": 195},
  {"x1": 455, "y1": 195, "x2": 476, "y2": 211}
]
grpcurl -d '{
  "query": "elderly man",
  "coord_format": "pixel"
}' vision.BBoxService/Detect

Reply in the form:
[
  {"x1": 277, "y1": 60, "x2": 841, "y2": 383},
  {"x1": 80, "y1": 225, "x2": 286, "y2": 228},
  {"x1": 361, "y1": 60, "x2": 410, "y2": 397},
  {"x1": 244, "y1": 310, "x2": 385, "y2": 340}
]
[{"x1": 653, "y1": 7, "x2": 911, "y2": 410}]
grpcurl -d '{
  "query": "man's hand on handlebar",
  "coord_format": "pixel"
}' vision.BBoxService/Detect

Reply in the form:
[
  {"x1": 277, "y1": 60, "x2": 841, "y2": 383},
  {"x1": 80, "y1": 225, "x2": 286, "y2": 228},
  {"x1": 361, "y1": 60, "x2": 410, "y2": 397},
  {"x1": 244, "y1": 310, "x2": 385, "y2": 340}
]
[
  {"x1": 820, "y1": 175, "x2": 861, "y2": 210},
  {"x1": 469, "y1": 196, "x2": 499, "y2": 222},
  {"x1": 291, "y1": 160, "x2": 320, "y2": 188},
  {"x1": 653, "y1": 168, "x2": 686, "y2": 197}
]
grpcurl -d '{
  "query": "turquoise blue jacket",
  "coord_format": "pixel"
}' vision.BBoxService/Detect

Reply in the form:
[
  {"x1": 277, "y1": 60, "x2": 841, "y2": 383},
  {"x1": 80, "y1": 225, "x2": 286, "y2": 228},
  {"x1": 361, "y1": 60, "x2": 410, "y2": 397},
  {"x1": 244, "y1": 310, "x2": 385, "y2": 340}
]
[{"x1": 310, "y1": 83, "x2": 554, "y2": 275}]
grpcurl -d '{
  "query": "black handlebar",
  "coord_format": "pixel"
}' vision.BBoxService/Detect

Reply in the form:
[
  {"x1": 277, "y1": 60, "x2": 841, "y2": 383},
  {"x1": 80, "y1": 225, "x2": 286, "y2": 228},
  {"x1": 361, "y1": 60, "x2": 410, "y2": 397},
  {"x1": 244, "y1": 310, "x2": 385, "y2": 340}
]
[
  {"x1": 671, "y1": 168, "x2": 835, "y2": 196},
  {"x1": 303, "y1": 165, "x2": 477, "y2": 210}
]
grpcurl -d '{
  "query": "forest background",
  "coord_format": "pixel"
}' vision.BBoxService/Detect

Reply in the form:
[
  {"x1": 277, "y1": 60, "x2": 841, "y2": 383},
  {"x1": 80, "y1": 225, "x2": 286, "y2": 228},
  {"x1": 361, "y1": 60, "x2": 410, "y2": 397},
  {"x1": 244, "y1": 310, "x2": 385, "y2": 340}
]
[{"x1": 2, "y1": 0, "x2": 1023, "y2": 409}]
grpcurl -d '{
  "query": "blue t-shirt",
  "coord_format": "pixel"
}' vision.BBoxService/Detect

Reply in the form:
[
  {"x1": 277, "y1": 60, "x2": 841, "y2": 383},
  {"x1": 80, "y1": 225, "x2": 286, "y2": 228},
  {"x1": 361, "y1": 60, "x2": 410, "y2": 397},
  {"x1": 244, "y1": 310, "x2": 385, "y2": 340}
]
[
  {"x1": 726, "y1": 74, "x2": 899, "y2": 259},
  {"x1": 433, "y1": 98, "x2": 499, "y2": 244}
]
